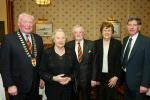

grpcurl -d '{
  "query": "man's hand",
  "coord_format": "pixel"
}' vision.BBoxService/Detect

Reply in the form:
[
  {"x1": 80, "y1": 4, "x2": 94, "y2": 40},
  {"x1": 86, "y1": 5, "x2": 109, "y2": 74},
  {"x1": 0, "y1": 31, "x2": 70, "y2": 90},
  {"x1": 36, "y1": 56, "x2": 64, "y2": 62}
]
[
  {"x1": 39, "y1": 79, "x2": 45, "y2": 89},
  {"x1": 140, "y1": 86, "x2": 148, "y2": 93},
  {"x1": 91, "y1": 80, "x2": 97, "y2": 87},
  {"x1": 8, "y1": 85, "x2": 18, "y2": 96}
]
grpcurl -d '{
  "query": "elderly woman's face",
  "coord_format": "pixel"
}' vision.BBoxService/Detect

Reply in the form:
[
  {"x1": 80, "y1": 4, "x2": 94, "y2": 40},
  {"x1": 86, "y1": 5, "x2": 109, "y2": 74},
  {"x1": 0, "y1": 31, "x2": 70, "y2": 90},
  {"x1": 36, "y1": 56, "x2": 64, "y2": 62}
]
[
  {"x1": 54, "y1": 31, "x2": 66, "y2": 48},
  {"x1": 102, "y1": 27, "x2": 113, "y2": 40}
]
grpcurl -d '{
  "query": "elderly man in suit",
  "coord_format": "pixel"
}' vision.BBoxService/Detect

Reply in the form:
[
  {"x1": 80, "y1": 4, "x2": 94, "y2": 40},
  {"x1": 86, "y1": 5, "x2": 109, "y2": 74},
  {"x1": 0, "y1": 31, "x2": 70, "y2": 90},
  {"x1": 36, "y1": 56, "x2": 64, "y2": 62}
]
[
  {"x1": 0, "y1": 12, "x2": 44, "y2": 100},
  {"x1": 66, "y1": 25, "x2": 96, "y2": 100},
  {"x1": 120, "y1": 16, "x2": 150, "y2": 100}
]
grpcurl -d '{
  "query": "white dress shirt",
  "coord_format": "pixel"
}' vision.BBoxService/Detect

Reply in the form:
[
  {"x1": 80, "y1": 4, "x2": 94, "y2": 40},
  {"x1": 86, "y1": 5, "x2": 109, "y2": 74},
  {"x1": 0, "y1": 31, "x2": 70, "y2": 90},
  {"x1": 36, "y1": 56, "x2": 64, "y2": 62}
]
[
  {"x1": 22, "y1": 32, "x2": 32, "y2": 44},
  {"x1": 102, "y1": 40, "x2": 110, "y2": 73},
  {"x1": 123, "y1": 33, "x2": 139, "y2": 59}
]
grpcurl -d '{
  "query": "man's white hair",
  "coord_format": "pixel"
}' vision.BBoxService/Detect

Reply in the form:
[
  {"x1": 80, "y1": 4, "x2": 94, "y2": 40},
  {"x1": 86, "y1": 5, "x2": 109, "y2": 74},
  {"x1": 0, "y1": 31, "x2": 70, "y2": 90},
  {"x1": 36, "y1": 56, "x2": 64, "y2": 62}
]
[
  {"x1": 18, "y1": 12, "x2": 34, "y2": 23},
  {"x1": 72, "y1": 25, "x2": 85, "y2": 33}
]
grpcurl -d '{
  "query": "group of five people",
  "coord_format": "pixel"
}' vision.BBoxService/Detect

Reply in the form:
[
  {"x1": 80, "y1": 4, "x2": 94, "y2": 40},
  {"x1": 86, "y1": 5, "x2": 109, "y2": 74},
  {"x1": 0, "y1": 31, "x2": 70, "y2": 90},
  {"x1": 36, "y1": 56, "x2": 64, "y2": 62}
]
[{"x1": 0, "y1": 12, "x2": 150, "y2": 100}]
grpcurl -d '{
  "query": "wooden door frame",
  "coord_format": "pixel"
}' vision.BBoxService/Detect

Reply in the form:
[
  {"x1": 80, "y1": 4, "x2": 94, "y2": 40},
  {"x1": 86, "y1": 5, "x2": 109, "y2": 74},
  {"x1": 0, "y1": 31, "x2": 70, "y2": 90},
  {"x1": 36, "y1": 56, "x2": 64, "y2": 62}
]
[{"x1": 6, "y1": 0, "x2": 14, "y2": 33}]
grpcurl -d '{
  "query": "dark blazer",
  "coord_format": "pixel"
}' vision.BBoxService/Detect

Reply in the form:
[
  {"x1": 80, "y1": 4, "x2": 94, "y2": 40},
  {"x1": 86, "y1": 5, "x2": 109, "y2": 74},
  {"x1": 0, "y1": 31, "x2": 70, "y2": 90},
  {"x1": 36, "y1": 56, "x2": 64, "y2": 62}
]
[
  {"x1": 121, "y1": 34, "x2": 150, "y2": 91},
  {"x1": 93, "y1": 38, "x2": 122, "y2": 81},
  {"x1": 0, "y1": 32, "x2": 44, "y2": 93},
  {"x1": 66, "y1": 39, "x2": 94, "y2": 86}
]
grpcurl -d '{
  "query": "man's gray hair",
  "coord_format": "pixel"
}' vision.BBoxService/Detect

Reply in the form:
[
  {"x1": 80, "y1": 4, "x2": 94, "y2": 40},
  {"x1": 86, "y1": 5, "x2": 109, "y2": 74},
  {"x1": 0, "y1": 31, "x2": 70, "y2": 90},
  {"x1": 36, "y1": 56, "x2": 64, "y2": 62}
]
[
  {"x1": 127, "y1": 16, "x2": 142, "y2": 25},
  {"x1": 72, "y1": 25, "x2": 85, "y2": 33},
  {"x1": 18, "y1": 12, "x2": 34, "y2": 22}
]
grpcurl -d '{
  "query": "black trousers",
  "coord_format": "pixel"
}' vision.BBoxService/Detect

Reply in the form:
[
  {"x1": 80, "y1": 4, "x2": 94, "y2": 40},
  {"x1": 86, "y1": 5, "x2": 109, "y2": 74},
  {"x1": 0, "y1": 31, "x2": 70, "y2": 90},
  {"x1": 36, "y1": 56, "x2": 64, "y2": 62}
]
[
  {"x1": 96, "y1": 73, "x2": 118, "y2": 100},
  {"x1": 9, "y1": 83, "x2": 39, "y2": 100},
  {"x1": 76, "y1": 82, "x2": 91, "y2": 100}
]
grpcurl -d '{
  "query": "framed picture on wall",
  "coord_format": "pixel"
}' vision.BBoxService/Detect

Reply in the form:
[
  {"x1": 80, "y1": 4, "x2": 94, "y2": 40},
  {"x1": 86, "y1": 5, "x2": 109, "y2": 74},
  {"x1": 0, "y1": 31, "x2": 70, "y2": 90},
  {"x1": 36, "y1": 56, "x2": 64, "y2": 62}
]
[
  {"x1": 35, "y1": 23, "x2": 53, "y2": 36},
  {"x1": 107, "y1": 20, "x2": 121, "y2": 38}
]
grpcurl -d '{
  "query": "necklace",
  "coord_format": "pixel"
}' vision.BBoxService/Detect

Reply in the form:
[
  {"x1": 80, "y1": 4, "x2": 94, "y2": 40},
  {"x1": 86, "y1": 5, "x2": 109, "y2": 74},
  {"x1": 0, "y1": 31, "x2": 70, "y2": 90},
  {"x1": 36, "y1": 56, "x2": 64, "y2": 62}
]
[
  {"x1": 17, "y1": 31, "x2": 37, "y2": 67},
  {"x1": 54, "y1": 46, "x2": 65, "y2": 56}
]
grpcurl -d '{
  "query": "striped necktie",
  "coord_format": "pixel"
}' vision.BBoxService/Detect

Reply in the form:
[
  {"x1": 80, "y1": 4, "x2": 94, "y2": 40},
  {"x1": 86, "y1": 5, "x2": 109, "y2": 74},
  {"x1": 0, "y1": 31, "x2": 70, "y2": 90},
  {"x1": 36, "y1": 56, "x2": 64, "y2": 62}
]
[
  {"x1": 26, "y1": 35, "x2": 32, "y2": 53},
  {"x1": 78, "y1": 42, "x2": 83, "y2": 63}
]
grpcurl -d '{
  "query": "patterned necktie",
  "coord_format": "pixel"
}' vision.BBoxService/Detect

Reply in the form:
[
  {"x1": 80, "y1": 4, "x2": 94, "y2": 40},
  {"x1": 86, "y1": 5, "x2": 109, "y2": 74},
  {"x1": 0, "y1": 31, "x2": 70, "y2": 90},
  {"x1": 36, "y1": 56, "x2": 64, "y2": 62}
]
[
  {"x1": 78, "y1": 42, "x2": 83, "y2": 63},
  {"x1": 123, "y1": 38, "x2": 132, "y2": 66},
  {"x1": 26, "y1": 35, "x2": 32, "y2": 53}
]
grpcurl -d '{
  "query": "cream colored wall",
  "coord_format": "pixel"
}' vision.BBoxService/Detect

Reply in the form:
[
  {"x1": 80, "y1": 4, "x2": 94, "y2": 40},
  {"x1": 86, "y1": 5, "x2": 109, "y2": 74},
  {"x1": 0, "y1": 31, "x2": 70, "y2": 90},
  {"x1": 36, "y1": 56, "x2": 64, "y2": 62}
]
[
  {"x1": 13, "y1": 0, "x2": 150, "y2": 43},
  {"x1": 0, "y1": 0, "x2": 7, "y2": 34}
]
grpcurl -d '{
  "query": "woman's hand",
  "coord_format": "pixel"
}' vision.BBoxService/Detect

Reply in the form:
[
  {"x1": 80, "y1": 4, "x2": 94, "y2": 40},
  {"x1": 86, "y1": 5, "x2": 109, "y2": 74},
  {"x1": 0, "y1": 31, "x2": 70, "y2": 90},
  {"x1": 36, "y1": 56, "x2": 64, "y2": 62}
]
[
  {"x1": 60, "y1": 77, "x2": 71, "y2": 85},
  {"x1": 108, "y1": 76, "x2": 118, "y2": 88},
  {"x1": 53, "y1": 74, "x2": 71, "y2": 85}
]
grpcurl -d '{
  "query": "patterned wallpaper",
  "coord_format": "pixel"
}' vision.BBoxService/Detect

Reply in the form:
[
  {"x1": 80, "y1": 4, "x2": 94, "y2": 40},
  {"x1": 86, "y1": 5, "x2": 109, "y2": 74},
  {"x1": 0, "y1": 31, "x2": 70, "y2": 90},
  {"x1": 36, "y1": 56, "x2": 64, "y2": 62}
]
[{"x1": 13, "y1": 0, "x2": 150, "y2": 43}]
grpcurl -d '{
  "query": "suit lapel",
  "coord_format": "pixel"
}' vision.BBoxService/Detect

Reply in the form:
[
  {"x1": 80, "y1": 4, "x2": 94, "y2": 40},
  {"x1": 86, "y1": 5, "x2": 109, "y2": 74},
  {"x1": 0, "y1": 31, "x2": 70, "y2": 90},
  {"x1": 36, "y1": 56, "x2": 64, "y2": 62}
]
[
  {"x1": 32, "y1": 34, "x2": 38, "y2": 58},
  {"x1": 95, "y1": 39, "x2": 103, "y2": 59},
  {"x1": 121, "y1": 37, "x2": 128, "y2": 63},
  {"x1": 68, "y1": 40, "x2": 75, "y2": 50},
  {"x1": 128, "y1": 35, "x2": 141, "y2": 62},
  {"x1": 99, "y1": 40, "x2": 103, "y2": 59},
  {"x1": 100, "y1": 39, "x2": 104, "y2": 71},
  {"x1": 108, "y1": 39, "x2": 113, "y2": 64},
  {"x1": 72, "y1": 40, "x2": 75, "y2": 50},
  {"x1": 15, "y1": 32, "x2": 31, "y2": 62},
  {"x1": 82, "y1": 40, "x2": 88, "y2": 62},
  {"x1": 15, "y1": 32, "x2": 26, "y2": 55}
]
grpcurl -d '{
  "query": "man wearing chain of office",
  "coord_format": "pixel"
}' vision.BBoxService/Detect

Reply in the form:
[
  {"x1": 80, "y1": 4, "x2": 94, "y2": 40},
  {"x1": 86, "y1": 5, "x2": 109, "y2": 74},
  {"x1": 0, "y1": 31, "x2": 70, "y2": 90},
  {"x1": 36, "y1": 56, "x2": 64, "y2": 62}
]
[{"x1": 0, "y1": 12, "x2": 44, "y2": 100}]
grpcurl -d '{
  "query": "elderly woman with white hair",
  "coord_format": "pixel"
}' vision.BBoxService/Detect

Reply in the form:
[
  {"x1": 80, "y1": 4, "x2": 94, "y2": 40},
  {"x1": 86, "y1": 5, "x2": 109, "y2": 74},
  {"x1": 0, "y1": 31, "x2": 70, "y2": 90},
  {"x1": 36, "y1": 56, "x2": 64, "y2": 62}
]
[{"x1": 39, "y1": 29, "x2": 79, "y2": 100}]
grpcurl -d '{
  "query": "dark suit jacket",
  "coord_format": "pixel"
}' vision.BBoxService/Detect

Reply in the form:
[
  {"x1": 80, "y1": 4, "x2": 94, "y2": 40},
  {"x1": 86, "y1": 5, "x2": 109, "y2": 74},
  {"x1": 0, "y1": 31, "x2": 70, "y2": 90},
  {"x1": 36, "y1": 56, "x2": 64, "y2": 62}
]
[
  {"x1": 66, "y1": 39, "x2": 94, "y2": 87},
  {"x1": 93, "y1": 38, "x2": 122, "y2": 81},
  {"x1": 0, "y1": 32, "x2": 44, "y2": 93},
  {"x1": 121, "y1": 34, "x2": 150, "y2": 91}
]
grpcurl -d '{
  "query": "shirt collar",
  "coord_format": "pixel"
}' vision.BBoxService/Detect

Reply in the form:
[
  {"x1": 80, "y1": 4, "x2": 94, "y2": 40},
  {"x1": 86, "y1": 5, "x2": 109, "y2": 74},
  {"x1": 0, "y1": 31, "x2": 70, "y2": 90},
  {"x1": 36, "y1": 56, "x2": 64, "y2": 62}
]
[
  {"x1": 21, "y1": 32, "x2": 31, "y2": 41},
  {"x1": 130, "y1": 33, "x2": 139, "y2": 40},
  {"x1": 75, "y1": 39, "x2": 84, "y2": 44}
]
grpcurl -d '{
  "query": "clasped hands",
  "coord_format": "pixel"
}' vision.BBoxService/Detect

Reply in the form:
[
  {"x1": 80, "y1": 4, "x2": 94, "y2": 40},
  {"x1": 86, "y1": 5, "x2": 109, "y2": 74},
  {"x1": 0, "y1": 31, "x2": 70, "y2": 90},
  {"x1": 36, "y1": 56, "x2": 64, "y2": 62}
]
[{"x1": 53, "y1": 74, "x2": 71, "y2": 85}]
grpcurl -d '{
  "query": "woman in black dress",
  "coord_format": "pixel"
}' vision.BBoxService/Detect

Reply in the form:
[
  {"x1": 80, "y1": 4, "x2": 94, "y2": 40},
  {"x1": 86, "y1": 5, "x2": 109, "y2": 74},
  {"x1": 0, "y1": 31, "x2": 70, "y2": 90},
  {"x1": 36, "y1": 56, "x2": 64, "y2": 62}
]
[{"x1": 39, "y1": 29, "x2": 79, "y2": 100}]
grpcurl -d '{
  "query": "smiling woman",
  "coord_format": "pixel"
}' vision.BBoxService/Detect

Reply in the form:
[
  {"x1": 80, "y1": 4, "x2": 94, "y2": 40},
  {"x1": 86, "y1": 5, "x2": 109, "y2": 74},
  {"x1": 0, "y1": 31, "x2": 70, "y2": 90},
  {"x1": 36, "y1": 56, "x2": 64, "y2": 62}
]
[{"x1": 39, "y1": 28, "x2": 79, "y2": 100}]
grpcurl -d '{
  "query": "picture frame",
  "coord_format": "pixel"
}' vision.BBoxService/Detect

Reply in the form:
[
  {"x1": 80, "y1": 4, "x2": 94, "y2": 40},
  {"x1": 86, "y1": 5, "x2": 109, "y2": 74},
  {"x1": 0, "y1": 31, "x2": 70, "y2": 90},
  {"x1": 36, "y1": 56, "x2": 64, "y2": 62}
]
[
  {"x1": 107, "y1": 20, "x2": 121, "y2": 38},
  {"x1": 35, "y1": 23, "x2": 53, "y2": 36}
]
